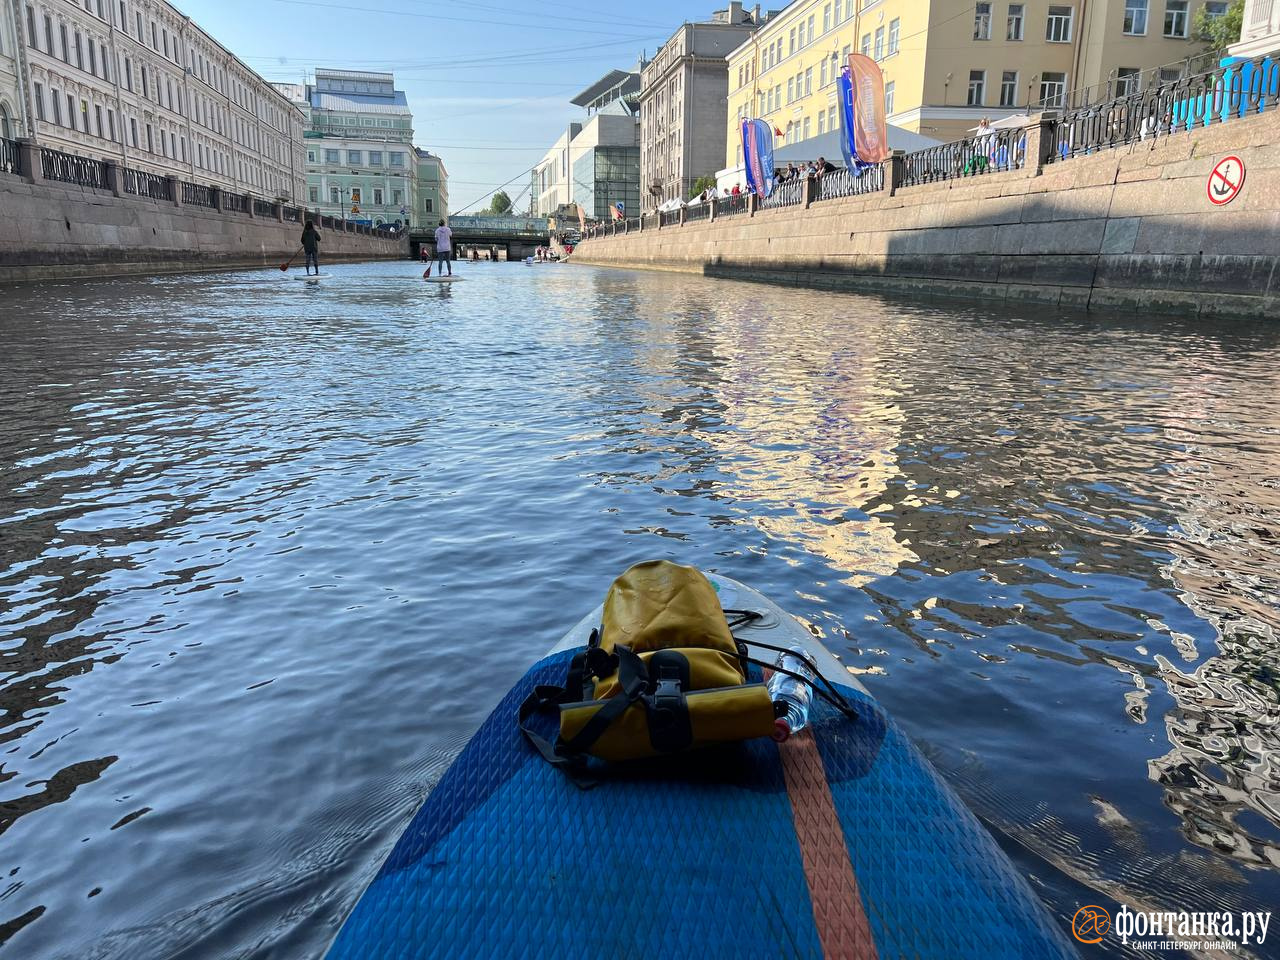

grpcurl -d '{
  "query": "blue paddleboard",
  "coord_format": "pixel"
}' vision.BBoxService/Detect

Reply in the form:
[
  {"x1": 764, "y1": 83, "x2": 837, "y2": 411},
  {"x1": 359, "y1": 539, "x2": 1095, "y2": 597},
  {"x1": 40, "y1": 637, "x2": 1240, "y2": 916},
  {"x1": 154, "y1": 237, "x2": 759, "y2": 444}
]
[{"x1": 325, "y1": 574, "x2": 1078, "y2": 959}]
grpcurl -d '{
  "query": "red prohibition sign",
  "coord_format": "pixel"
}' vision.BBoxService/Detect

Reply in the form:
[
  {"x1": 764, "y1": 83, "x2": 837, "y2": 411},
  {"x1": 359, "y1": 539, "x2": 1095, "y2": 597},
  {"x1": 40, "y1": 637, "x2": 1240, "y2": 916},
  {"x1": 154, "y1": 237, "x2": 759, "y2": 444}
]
[{"x1": 1207, "y1": 156, "x2": 1245, "y2": 206}]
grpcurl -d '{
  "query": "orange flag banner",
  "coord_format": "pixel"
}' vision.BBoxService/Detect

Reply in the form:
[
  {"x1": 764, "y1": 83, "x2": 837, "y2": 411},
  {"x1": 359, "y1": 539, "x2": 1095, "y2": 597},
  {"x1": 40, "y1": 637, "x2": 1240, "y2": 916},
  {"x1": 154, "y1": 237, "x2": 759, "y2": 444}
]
[{"x1": 846, "y1": 54, "x2": 891, "y2": 164}]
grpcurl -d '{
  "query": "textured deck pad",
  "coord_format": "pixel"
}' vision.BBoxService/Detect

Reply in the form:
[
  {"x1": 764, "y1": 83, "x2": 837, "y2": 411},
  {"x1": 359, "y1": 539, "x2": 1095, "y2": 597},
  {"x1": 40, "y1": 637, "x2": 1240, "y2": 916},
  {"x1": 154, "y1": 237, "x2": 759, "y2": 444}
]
[{"x1": 328, "y1": 651, "x2": 1077, "y2": 960}]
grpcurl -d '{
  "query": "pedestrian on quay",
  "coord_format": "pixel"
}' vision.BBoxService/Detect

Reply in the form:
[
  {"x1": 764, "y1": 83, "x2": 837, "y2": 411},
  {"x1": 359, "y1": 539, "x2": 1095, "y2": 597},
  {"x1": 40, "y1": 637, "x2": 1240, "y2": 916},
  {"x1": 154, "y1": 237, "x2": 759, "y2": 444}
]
[
  {"x1": 301, "y1": 220, "x2": 321, "y2": 276},
  {"x1": 434, "y1": 219, "x2": 453, "y2": 277}
]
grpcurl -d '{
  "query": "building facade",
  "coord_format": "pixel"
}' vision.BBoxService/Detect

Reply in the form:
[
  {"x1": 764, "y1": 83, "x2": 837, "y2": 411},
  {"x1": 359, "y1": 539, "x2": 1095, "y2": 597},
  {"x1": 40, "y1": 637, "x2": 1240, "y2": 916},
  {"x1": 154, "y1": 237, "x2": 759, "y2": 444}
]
[
  {"x1": 415, "y1": 147, "x2": 447, "y2": 223},
  {"x1": 6, "y1": 0, "x2": 304, "y2": 198},
  {"x1": 640, "y1": 2, "x2": 760, "y2": 210},
  {"x1": 280, "y1": 69, "x2": 416, "y2": 228},
  {"x1": 1, "y1": 0, "x2": 25, "y2": 139},
  {"x1": 1231, "y1": 0, "x2": 1280, "y2": 57},
  {"x1": 530, "y1": 122, "x2": 581, "y2": 216},
  {"x1": 725, "y1": 0, "x2": 1238, "y2": 157}
]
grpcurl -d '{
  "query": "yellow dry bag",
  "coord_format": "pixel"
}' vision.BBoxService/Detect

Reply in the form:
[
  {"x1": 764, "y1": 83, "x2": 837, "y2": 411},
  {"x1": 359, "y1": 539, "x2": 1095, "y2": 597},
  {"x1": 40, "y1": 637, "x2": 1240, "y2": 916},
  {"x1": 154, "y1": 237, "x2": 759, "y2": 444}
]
[{"x1": 520, "y1": 561, "x2": 778, "y2": 773}]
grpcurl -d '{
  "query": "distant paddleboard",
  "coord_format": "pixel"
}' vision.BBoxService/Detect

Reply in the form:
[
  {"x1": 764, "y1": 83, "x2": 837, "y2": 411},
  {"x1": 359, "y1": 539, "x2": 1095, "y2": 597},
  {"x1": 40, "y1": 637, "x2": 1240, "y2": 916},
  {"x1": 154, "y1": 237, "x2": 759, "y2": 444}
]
[
  {"x1": 295, "y1": 273, "x2": 332, "y2": 281},
  {"x1": 424, "y1": 276, "x2": 463, "y2": 283}
]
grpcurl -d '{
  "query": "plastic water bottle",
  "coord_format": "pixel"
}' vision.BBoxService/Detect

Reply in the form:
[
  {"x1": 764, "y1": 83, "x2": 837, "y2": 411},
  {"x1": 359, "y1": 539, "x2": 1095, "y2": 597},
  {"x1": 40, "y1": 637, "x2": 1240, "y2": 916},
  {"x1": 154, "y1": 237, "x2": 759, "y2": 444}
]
[{"x1": 767, "y1": 646, "x2": 814, "y2": 742}]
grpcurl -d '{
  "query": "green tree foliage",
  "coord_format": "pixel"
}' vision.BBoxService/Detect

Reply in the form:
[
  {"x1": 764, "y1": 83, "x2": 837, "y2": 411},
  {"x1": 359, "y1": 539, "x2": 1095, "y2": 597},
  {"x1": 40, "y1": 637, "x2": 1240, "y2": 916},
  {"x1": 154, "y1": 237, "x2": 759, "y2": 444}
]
[
  {"x1": 1194, "y1": 0, "x2": 1244, "y2": 55},
  {"x1": 488, "y1": 190, "x2": 513, "y2": 215},
  {"x1": 689, "y1": 176, "x2": 717, "y2": 198}
]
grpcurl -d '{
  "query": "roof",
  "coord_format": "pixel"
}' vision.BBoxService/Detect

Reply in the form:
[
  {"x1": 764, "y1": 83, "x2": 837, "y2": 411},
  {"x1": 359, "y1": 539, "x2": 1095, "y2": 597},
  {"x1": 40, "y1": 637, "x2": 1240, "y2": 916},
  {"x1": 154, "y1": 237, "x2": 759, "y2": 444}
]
[
  {"x1": 571, "y1": 70, "x2": 639, "y2": 107},
  {"x1": 315, "y1": 69, "x2": 396, "y2": 83},
  {"x1": 311, "y1": 91, "x2": 412, "y2": 115}
]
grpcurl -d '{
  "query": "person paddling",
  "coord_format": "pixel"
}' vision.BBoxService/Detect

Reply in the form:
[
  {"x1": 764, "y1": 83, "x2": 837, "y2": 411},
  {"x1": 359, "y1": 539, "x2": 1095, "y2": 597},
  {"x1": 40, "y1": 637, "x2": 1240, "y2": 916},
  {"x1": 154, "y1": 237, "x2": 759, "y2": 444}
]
[
  {"x1": 301, "y1": 221, "x2": 321, "y2": 276},
  {"x1": 433, "y1": 219, "x2": 453, "y2": 277}
]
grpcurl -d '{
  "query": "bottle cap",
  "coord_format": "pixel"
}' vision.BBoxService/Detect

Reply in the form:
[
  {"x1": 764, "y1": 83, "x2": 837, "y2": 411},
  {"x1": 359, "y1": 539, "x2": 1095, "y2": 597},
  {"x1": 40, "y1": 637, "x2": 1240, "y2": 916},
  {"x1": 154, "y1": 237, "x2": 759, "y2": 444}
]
[{"x1": 772, "y1": 718, "x2": 791, "y2": 743}]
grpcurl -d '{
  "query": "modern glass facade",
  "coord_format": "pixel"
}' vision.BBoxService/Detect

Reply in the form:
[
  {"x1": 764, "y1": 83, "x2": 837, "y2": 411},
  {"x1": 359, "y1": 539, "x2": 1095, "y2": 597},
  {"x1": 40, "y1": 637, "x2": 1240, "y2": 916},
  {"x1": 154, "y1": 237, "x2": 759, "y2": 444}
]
[{"x1": 573, "y1": 146, "x2": 640, "y2": 221}]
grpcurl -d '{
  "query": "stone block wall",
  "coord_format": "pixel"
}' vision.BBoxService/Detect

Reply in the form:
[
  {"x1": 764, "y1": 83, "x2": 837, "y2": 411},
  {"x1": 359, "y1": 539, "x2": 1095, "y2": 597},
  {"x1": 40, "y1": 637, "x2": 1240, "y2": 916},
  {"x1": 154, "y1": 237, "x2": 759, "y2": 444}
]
[
  {"x1": 573, "y1": 109, "x2": 1279, "y2": 320},
  {"x1": 0, "y1": 174, "x2": 407, "y2": 284}
]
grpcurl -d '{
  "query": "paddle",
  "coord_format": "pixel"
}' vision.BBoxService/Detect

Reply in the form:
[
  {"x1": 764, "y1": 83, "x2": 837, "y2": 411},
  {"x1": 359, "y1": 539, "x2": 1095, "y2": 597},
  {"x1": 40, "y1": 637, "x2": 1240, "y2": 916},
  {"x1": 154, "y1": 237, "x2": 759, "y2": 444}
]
[
  {"x1": 280, "y1": 247, "x2": 303, "y2": 272},
  {"x1": 423, "y1": 260, "x2": 432, "y2": 279}
]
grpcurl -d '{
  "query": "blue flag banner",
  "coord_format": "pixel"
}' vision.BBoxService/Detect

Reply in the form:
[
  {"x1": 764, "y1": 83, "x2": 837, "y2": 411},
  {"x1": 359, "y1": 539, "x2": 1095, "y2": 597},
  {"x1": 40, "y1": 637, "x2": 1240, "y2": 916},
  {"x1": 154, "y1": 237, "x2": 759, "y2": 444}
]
[
  {"x1": 836, "y1": 70, "x2": 864, "y2": 175},
  {"x1": 741, "y1": 119, "x2": 776, "y2": 198}
]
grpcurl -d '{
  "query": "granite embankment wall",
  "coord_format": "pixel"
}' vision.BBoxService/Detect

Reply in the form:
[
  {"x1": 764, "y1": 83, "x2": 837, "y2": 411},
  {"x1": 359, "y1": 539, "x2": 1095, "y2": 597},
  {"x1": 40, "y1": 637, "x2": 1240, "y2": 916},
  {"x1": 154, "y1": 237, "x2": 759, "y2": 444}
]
[
  {"x1": 0, "y1": 155, "x2": 405, "y2": 284},
  {"x1": 573, "y1": 109, "x2": 1279, "y2": 320}
]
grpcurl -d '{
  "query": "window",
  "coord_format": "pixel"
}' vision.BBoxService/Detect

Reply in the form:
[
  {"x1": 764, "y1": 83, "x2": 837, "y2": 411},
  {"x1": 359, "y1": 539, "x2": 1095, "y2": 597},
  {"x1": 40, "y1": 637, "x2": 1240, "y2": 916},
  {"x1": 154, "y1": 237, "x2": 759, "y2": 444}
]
[
  {"x1": 369, "y1": 151, "x2": 382, "y2": 165},
  {"x1": 1203, "y1": 1, "x2": 1228, "y2": 18},
  {"x1": 43, "y1": 14, "x2": 52, "y2": 53},
  {"x1": 59, "y1": 22, "x2": 68, "y2": 60},
  {"x1": 25, "y1": 5, "x2": 35, "y2": 45},
  {"x1": 94, "y1": 104, "x2": 103, "y2": 136},
  {"x1": 823, "y1": 4, "x2": 831, "y2": 32},
  {"x1": 1124, "y1": 0, "x2": 1148, "y2": 33},
  {"x1": 1007, "y1": 3, "x2": 1024, "y2": 39},
  {"x1": 325, "y1": 148, "x2": 339, "y2": 163},
  {"x1": 1164, "y1": 1, "x2": 1188, "y2": 37},
  {"x1": 861, "y1": 33, "x2": 871, "y2": 57},
  {"x1": 802, "y1": 116, "x2": 810, "y2": 139},
  {"x1": 975, "y1": 2, "x2": 991, "y2": 39},
  {"x1": 874, "y1": 26, "x2": 885, "y2": 59},
  {"x1": 888, "y1": 18, "x2": 900, "y2": 53},
  {"x1": 1115, "y1": 66, "x2": 1141, "y2": 96},
  {"x1": 1046, "y1": 5, "x2": 1073, "y2": 42},
  {"x1": 88, "y1": 40, "x2": 96, "y2": 76},
  {"x1": 347, "y1": 150, "x2": 361, "y2": 164},
  {"x1": 33, "y1": 81, "x2": 44, "y2": 121},
  {"x1": 787, "y1": 76, "x2": 795, "y2": 102},
  {"x1": 330, "y1": 186, "x2": 339, "y2": 203},
  {"x1": 424, "y1": 197, "x2": 433, "y2": 213},
  {"x1": 65, "y1": 94, "x2": 75, "y2": 128},
  {"x1": 968, "y1": 70, "x2": 986, "y2": 105},
  {"x1": 1000, "y1": 70, "x2": 1018, "y2": 106},
  {"x1": 834, "y1": 0, "x2": 842, "y2": 21},
  {"x1": 804, "y1": 66, "x2": 812, "y2": 95},
  {"x1": 1159, "y1": 66, "x2": 1183, "y2": 84},
  {"x1": 821, "y1": 57, "x2": 829, "y2": 87},
  {"x1": 798, "y1": 19, "x2": 805, "y2": 48},
  {"x1": 74, "y1": 32, "x2": 83, "y2": 69},
  {"x1": 884, "y1": 80, "x2": 895, "y2": 114},
  {"x1": 789, "y1": 27, "x2": 796, "y2": 55},
  {"x1": 108, "y1": 109, "x2": 115, "y2": 141},
  {"x1": 51, "y1": 88, "x2": 61, "y2": 125},
  {"x1": 390, "y1": 151, "x2": 405, "y2": 167},
  {"x1": 309, "y1": 186, "x2": 319, "y2": 203},
  {"x1": 1039, "y1": 71, "x2": 1066, "y2": 107},
  {"x1": 392, "y1": 189, "x2": 402, "y2": 205},
  {"x1": 373, "y1": 188, "x2": 384, "y2": 205},
  {"x1": 818, "y1": 110, "x2": 826, "y2": 134},
  {"x1": 307, "y1": 150, "x2": 316, "y2": 163}
]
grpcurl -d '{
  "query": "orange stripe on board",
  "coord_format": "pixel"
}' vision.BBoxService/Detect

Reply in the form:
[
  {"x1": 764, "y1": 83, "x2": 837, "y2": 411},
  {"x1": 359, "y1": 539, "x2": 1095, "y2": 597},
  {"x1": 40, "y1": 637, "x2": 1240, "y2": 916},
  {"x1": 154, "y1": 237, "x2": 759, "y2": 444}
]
[{"x1": 778, "y1": 729, "x2": 879, "y2": 960}]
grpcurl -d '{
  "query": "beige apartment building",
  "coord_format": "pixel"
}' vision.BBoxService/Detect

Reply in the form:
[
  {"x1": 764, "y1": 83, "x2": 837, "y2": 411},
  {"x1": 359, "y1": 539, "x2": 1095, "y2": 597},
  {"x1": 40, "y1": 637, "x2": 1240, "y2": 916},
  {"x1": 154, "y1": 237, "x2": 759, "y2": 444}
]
[{"x1": 725, "y1": 0, "x2": 1234, "y2": 164}]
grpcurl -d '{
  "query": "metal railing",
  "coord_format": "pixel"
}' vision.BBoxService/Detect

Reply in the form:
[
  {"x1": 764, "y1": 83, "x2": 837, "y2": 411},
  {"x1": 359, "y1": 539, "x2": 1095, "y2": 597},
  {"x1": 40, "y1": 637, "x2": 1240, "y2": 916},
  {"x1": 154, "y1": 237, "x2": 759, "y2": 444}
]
[
  {"x1": 902, "y1": 127, "x2": 1026, "y2": 187},
  {"x1": 814, "y1": 165, "x2": 885, "y2": 201},
  {"x1": 659, "y1": 209, "x2": 681, "y2": 227},
  {"x1": 253, "y1": 198, "x2": 276, "y2": 218},
  {"x1": 760, "y1": 177, "x2": 803, "y2": 209},
  {"x1": 642, "y1": 213, "x2": 659, "y2": 230},
  {"x1": 222, "y1": 192, "x2": 247, "y2": 213},
  {"x1": 0, "y1": 137, "x2": 22, "y2": 177},
  {"x1": 1049, "y1": 54, "x2": 1280, "y2": 163},
  {"x1": 715, "y1": 193, "x2": 748, "y2": 217},
  {"x1": 120, "y1": 167, "x2": 172, "y2": 200},
  {"x1": 283, "y1": 206, "x2": 302, "y2": 222},
  {"x1": 684, "y1": 201, "x2": 711, "y2": 222},
  {"x1": 41, "y1": 148, "x2": 108, "y2": 189},
  {"x1": 182, "y1": 181, "x2": 216, "y2": 208}
]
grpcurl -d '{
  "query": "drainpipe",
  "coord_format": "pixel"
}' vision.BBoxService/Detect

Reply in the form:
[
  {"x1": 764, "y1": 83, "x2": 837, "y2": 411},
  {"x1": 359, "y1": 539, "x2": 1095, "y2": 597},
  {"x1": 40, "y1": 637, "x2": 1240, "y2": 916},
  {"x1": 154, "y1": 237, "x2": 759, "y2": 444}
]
[
  {"x1": 179, "y1": 18, "x2": 195, "y2": 179},
  {"x1": 106, "y1": 2, "x2": 129, "y2": 167},
  {"x1": 6, "y1": 0, "x2": 33, "y2": 136},
  {"x1": 1071, "y1": 0, "x2": 1090, "y2": 107}
]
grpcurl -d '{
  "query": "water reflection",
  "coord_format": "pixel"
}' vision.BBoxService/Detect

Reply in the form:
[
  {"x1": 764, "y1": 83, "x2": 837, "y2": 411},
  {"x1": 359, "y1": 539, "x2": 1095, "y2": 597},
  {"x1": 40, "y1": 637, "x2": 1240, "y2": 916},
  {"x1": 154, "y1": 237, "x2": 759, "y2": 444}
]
[{"x1": 0, "y1": 263, "x2": 1278, "y2": 959}]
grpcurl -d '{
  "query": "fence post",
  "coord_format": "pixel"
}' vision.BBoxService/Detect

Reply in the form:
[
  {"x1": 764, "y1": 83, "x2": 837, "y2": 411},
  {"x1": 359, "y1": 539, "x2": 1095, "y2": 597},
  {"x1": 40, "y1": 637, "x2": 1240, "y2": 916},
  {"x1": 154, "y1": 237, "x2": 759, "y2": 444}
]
[
  {"x1": 709, "y1": 198, "x2": 718, "y2": 222},
  {"x1": 748, "y1": 191, "x2": 758, "y2": 217},
  {"x1": 1022, "y1": 111, "x2": 1058, "y2": 176},
  {"x1": 168, "y1": 176, "x2": 182, "y2": 207},
  {"x1": 275, "y1": 202, "x2": 284, "y2": 223},
  {"x1": 886, "y1": 150, "x2": 906, "y2": 196},
  {"x1": 679, "y1": 205, "x2": 686, "y2": 227},
  {"x1": 210, "y1": 187, "x2": 223, "y2": 212},
  {"x1": 103, "y1": 160, "x2": 122, "y2": 197},
  {"x1": 803, "y1": 175, "x2": 816, "y2": 208},
  {"x1": 19, "y1": 139, "x2": 43, "y2": 185}
]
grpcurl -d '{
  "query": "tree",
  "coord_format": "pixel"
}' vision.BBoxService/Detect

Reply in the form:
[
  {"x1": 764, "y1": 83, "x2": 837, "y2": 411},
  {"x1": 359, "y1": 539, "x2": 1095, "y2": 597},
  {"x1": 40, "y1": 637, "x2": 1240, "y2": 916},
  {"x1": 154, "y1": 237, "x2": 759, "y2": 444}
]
[
  {"x1": 1194, "y1": 0, "x2": 1244, "y2": 55},
  {"x1": 690, "y1": 175, "x2": 716, "y2": 198},
  {"x1": 488, "y1": 190, "x2": 513, "y2": 215}
]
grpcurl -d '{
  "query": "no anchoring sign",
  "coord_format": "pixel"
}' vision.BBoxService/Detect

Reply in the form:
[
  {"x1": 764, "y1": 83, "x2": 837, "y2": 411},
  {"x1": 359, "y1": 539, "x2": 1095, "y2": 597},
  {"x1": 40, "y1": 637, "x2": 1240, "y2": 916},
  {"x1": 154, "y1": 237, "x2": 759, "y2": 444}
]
[{"x1": 1208, "y1": 156, "x2": 1245, "y2": 206}]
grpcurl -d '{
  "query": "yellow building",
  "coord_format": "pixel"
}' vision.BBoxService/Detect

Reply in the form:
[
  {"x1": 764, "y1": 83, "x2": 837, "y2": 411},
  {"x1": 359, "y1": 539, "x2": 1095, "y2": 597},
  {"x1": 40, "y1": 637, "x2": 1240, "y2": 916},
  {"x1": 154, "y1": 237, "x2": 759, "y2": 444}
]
[{"x1": 726, "y1": 0, "x2": 1234, "y2": 164}]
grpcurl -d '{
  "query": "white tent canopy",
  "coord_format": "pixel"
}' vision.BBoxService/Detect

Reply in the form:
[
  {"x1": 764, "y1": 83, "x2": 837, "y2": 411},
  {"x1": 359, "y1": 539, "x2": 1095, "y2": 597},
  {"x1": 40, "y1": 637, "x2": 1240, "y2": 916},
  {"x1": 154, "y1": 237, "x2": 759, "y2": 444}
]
[{"x1": 968, "y1": 113, "x2": 1034, "y2": 132}]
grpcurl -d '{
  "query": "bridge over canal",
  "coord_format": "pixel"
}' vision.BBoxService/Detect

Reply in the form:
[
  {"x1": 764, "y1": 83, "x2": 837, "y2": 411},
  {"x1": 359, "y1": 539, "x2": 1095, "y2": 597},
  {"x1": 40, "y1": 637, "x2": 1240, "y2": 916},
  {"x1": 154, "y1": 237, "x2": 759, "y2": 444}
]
[{"x1": 409, "y1": 215, "x2": 549, "y2": 261}]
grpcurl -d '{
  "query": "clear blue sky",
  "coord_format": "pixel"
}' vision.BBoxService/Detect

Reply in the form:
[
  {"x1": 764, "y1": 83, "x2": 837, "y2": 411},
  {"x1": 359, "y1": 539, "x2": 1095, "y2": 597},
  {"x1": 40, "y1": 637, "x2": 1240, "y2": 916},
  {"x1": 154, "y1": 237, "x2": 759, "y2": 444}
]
[{"x1": 178, "y1": 0, "x2": 703, "y2": 212}]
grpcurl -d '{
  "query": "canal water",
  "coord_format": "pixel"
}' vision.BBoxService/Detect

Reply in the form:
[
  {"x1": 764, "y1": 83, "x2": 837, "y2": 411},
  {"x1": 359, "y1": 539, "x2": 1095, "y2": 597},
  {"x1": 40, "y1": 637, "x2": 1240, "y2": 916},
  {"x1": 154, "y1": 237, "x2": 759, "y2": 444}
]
[{"x1": 1, "y1": 261, "x2": 1277, "y2": 959}]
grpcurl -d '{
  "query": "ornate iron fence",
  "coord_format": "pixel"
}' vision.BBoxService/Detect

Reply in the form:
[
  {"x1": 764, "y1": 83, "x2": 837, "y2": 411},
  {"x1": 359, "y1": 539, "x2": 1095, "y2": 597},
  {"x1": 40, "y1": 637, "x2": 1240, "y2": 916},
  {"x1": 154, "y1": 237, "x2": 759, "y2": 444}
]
[
  {"x1": 684, "y1": 201, "x2": 711, "y2": 222},
  {"x1": 659, "y1": 209, "x2": 681, "y2": 227},
  {"x1": 120, "y1": 167, "x2": 172, "y2": 200},
  {"x1": 283, "y1": 206, "x2": 302, "y2": 223},
  {"x1": 222, "y1": 192, "x2": 248, "y2": 213},
  {"x1": 1048, "y1": 55, "x2": 1280, "y2": 163},
  {"x1": 182, "y1": 181, "x2": 216, "y2": 208},
  {"x1": 253, "y1": 198, "x2": 276, "y2": 217},
  {"x1": 814, "y1": 165, "x2": 885, "y2": 202},
  {"x1": 760, "y1": 177, "x2": 803, "y2": 209},
  {"x1": 41, "y1": 148, "x2": 108, "y2": 189},
  {"x1": 715, "y1": 193, "x2": 748, "y2": 217},
  {"x1": 0, "y1": 137, "x2": 22, "y2": 177},
  {"x1": 902, "y1": 127, "x2": 1026, "y2": 187}
]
